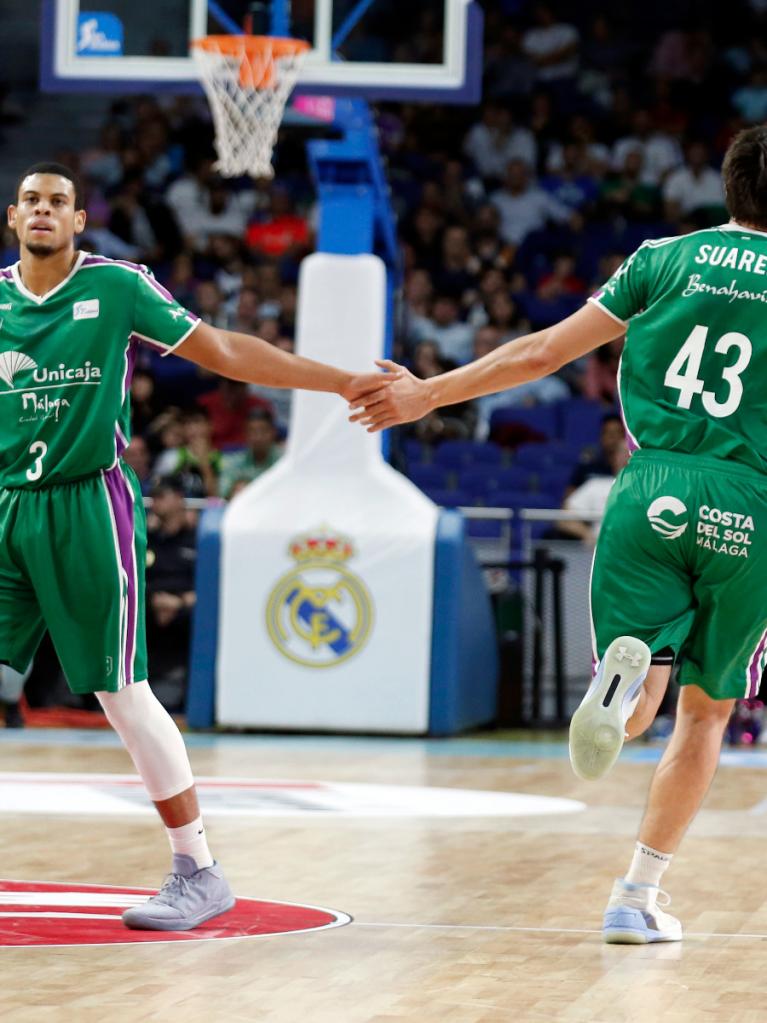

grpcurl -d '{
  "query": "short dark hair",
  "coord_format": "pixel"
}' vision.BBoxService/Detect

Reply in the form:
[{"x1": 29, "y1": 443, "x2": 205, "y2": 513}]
[
  {"x1": 150, "y1": 474, "x2": 186, "y2": 497},
  {"x1": 722, "y1": 126, "x2": 767, "y2": 230},
  {"x1": 15, "y1": 162, "x2": 84, "y2": 209},
  {"x1": 601, "y1": 412, "x2": 623, "y2": 428}
]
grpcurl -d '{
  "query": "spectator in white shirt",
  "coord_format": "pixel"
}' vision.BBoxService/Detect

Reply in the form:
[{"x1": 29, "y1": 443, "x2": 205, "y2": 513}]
[
  {"x1": 557, "y1": 441, "x2": 629, "y2": 545},
  {"x1": 732, "y1": 68, "x2": 767, "y2": 124},
  {"x1": 167, "y1": 158, "x2": 254, "y2": 251},
  {"x1": 522, "y1": 4, "x2": 580, "y2": 83},
  {"x1": 663, "y1": 141, "x2": 725, "y2": 221},
  {"x1": 611, "y1": 109, "x2": 683, "y2": 187},
  {"x1": 491, "y1": 159, "x2": 576, "y2": 247},
  {"x1": 463, "y1": 104, "x2": 537, "y2": 181},
  {"x1": 408, "y1": 294, "x2": 475, "y2": 365}
]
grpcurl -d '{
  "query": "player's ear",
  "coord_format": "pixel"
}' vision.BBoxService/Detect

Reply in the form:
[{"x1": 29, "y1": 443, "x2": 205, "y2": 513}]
[
  {"x1": 74, "y1": 208, "x2": 87, "y2": 235},
  {"x1": 7, "y1": 205, "x2": 16, "y2": 229}
]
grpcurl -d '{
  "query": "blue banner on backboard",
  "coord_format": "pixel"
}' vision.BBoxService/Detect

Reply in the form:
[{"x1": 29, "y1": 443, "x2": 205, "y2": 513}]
[{"x1": 76, "y1": 13, "x2": 123, "y2": 56}]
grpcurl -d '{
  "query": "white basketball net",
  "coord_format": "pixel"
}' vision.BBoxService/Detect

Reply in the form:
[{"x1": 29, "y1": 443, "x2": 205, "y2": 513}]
[{"x1": 192, "y1": 37, "x2": 308, "y2": 179}]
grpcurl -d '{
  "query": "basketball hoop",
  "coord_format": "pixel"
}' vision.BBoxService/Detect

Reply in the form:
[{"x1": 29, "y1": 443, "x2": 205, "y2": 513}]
[{"x1": 191, "y1": 35, "x2": 311, "y2": 179}]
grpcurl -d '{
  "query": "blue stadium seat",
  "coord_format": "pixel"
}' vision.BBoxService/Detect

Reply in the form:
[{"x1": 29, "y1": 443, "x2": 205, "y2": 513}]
[
  {"x1": 459, "y1": 467, "x2": 496, "y2": 499},
  {"x1": 502, "y1": 491, "x2": 560, "y2": 511},
  {"x1": 518, "y1": 293, "x2": 583, "y2": 330},
  {"x1": 465, "y1": 518, "x2": 506, "y2": 539},
  {"x1": 559, "y1": 399, "x2": 615, "y2": 448},
  {"x1": 494, "y1": 467, "x2": 538, "y2": 492},
  {"x1": 434, "y1": 440, "x2": 502, "y2": 469},
  {"x1": 403, "y1": 439, "x2": 431, "y2": 466},
  {"x1": 534, "y1": 466, "x2": 573, "y2": 500},
  {"x1": 514, "y1": 441, "x2": 583, "y2": 469},
  {"x1": 408, "y1": 465, "x2": 451, "y2": 491},
  {"x1": 420, "y1": 487, "x2": 452, "y2": 507},
  {"x1": 423, "y1": 487, "x2": 470, "y2": 508},
  {"x1": 488, "y1": 405, "x2": 558, "y2": 443}
]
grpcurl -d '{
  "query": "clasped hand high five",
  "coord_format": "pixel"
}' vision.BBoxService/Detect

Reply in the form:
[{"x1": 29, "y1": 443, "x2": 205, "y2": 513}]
[{"x1": 348, "y1": 360, "x2": 431, "y2": 432}]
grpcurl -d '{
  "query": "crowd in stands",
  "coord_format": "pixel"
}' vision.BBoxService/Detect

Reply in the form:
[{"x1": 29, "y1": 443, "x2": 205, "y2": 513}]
[
  {"x1": 2, "y1": 0, "x2": 760, "y2": 503},
  {"x1": 4, "y1": 0, "x2": 767, "y2": 711}
]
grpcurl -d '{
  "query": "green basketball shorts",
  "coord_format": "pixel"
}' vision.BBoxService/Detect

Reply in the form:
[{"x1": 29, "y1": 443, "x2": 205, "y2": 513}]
[
  {"x1": 591, "y1": 449, "x2": 767, "y2": 701},
  {"x1": 0, "y1": 462, "x2": 148, "y2": 694}
]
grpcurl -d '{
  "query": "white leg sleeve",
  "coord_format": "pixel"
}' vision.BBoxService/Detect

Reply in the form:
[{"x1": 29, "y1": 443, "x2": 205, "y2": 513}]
[
  {"x1": 96, "y1": 681, "x2": 195, "y2": 802},
  {"x1": 0, "y1": 662, "x2": 32, "y2": 703}
]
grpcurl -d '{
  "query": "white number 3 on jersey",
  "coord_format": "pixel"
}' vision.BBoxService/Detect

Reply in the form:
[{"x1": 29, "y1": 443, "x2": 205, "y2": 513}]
[{"x1": 26, "y1": 441, "x2": 48, "y2": 482}]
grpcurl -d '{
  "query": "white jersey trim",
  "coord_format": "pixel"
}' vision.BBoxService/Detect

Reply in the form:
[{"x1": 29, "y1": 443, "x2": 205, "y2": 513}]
[
  {"x1": 718, "y1": 221, "x2": 767, "y2": 239},
  {"x1": 616, "y1": 356, "x2": 641, "y2": 453},
  {"x1": 10, "y1": 251, "x2": 87, "y2": 305},
  {"x1": 130, "y1": 319, "x2": 200, "y2": 357},
  {"x1": 586, "y1": 295, "x2": 627, "y2": 327},
  {"x1": 158, "y1": 317, "x2": 201, "y2": 358}
]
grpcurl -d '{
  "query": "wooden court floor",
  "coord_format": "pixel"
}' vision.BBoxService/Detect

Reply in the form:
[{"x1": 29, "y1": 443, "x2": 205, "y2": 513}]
[{"x1": 1, "y1": 729, "x2": 766, "y2": 1023}]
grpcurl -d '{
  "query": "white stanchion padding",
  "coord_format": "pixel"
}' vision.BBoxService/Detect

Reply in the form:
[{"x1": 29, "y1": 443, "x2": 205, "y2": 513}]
[{"x1": 217, "y1": 254, "x2": 439, "y2": 732}]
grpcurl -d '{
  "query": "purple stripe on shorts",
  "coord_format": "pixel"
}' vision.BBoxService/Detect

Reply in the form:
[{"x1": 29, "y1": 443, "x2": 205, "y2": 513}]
[
  {"x1": 747, "y1": 626, "x2": 767, "y2": 697},
  {"x1": 103, "y1": 465, "x2": 138, "y2": 686}
]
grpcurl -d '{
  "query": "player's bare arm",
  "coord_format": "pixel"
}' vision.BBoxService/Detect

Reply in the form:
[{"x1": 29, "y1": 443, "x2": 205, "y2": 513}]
[
  {"x1": 177, "y1": 321, "x2": 392, "y2": 405},
  {"x1": 349, "y1": 302, "x2": 624, "y2": 432}
]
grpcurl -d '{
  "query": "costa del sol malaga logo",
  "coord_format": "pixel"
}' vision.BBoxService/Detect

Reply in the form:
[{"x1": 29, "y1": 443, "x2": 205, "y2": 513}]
[
  {"x1": 266, "y1": 530, "x2": 373, "y2": 668},
  {"x1": 647, "y1": 496, "x2": 689, "y2": 540}
]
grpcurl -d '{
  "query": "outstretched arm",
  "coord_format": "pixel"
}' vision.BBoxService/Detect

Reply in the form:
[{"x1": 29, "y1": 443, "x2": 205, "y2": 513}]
[
  {"x1": 175, "y1": 321, "x2": 388, "y2": 404},
  {"x1": 350, "y1": 302, "x2": 624, "y2": 432}
]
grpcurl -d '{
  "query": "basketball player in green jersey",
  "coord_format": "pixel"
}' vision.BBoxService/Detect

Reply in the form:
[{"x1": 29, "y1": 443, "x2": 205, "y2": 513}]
[
  {"x1": 353, "y1": 125, "x2": 767, "y2": 945},
  {"x1": 3, "y1": 161, "x2": 388, "y2": 931}
]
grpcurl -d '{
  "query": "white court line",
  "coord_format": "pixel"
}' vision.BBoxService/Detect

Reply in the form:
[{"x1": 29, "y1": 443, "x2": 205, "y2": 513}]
[{"x1": 353, "y1": 921, "x2": 767, "y2": 940}]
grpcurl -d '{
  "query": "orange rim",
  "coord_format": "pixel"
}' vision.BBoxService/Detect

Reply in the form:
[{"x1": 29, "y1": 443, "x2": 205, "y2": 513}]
[
  {"x1": 191, "y1": 35, "x2": 310, "y2": 59},
  {"x1": 191, "y1": 34, "x2": 310, "y2": 89}
]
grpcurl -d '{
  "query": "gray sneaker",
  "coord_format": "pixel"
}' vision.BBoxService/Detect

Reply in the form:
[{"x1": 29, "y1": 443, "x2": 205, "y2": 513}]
[
  {"x1": 569, "y1": 635, "x2": 651, "y2": 781},
  {"x1": 122, "y1": 854, "x2": 236, "y2": 931}
]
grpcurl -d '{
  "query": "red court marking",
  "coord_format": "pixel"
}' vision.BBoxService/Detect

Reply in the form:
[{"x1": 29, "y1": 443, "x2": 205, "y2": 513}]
[{"x1": 0, "y1": 880, "x2": 351, "y2": 947}]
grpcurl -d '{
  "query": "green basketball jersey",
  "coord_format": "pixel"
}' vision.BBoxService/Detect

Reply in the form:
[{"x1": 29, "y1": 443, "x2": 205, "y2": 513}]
[
  {"x1": 590, "y1": 224, "x2": 767, "y2": 474},
  {"x1": 0, "y1": 252, "x2": 199, "y2": 487}
]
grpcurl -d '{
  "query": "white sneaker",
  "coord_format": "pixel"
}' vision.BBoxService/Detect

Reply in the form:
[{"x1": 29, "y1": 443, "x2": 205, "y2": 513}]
[
  {"x1": 603, "y1": 878, "x2": 683, "y2": 944},
  {"x1": 569, "y1": 635, "x2": 651, "y2": 781}
]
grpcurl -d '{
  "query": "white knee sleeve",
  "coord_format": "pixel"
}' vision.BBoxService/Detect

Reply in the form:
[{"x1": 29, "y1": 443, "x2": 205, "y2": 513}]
[
  {"x1": 97, "y1": 681, "x2": 195, "y2": 802},
  {"x1": 0, "y1": 662, "x2": 32, "y2": 703}
]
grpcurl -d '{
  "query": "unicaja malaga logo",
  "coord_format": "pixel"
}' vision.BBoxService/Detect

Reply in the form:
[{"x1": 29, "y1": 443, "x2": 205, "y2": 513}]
[
  {"x1": 0, "y1": 352, "x2": 36, "y2": 388},
  {"x1": 647, "y1": 496, "x2": 688, "y2": 540}
]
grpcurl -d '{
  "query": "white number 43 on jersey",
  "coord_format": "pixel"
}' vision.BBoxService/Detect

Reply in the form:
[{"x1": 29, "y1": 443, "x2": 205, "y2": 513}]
[{"x1": 664, "y1": 323, "x2": 751, "y2": 419}]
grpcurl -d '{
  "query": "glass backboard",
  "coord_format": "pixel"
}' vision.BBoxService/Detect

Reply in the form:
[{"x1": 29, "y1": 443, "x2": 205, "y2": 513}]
[{"x1": 42, "y1": 0, "x2": 482, "y2": 102}]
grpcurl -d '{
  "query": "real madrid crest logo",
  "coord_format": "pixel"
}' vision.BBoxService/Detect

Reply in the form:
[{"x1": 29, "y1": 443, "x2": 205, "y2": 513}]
[{"x1": 265, "y1": 529, "x2": 373, "y2": 668}]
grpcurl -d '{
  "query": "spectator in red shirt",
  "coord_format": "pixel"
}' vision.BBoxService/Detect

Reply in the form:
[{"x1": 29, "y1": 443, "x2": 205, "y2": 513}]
[
  {"x1": 197, "y1": 378, "x2": 274, "y2": 448},
  {"x1": 245, "y1": 187, "x2": 310, "y2": 259}
]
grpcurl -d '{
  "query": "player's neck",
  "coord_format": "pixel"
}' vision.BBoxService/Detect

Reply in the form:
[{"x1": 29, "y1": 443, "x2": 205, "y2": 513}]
[
  {"x1": 18, "y1": 247, "x2": 80, "y2": 298},
  {"x1": 729, "y1": 218, "x2": 767, "y2": 236}
]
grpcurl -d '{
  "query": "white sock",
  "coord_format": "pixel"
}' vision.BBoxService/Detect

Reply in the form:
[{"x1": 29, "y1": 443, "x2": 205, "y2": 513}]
[
  {"x1": 166, "y1": 816, "x2": 214, "y2": 870},
  {"x1": 625, "y1": 841, "x2": 672, "y2": 887}
]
